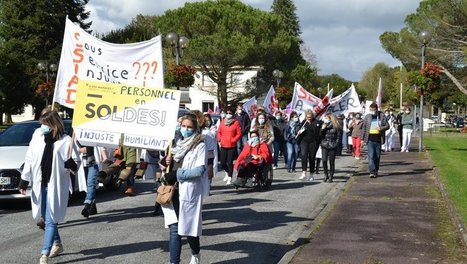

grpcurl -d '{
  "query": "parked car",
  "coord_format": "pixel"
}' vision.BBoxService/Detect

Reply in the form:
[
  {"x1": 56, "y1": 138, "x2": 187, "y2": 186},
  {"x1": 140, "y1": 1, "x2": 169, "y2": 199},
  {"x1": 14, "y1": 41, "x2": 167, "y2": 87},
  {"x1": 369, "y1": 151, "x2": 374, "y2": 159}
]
[
  {"x1": 456, "y1": 117, "x2": 465, "y2": 128},
  {"x1": 0, "y1": 120, "x2": 73, "y2": 199}
]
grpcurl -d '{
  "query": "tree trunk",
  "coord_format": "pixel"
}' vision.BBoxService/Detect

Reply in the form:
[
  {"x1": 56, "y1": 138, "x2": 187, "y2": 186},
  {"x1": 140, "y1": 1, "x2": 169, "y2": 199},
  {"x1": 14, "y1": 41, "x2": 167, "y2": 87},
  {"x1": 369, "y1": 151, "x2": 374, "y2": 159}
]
[
  {"x1": 439, "y1": 64, "x2": 467, "y2": 95},
  {"x1": 217, "y1": 72, "x2": 228, "y2": 111}
]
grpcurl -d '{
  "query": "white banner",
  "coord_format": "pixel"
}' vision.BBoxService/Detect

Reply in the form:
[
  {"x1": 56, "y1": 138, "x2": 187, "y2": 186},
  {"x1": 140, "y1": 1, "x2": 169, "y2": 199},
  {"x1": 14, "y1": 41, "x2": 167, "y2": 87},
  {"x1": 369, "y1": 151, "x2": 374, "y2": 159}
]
[
  {"x1": 328, "y1": 84, "x2": 363, "y2": 116},
  {"x1": 243, "y1": 96, "x2": 257, "y2": 119},
  {"x1": 262, "y1": 85, "x2": 278, "y2": 115},
  {"x1": 290, "y1": 82, "x2": 321, "y2": 117},
  {"x1": 53, "y1": 18, "x2": 164, "y2": 109}
]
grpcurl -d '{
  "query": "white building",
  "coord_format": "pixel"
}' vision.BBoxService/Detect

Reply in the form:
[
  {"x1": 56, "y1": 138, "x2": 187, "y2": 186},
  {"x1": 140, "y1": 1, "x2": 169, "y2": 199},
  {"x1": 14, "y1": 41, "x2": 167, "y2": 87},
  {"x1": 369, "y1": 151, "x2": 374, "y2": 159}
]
[{"x1": 182, "y1": 67, "x2": 261, "y2": 112}]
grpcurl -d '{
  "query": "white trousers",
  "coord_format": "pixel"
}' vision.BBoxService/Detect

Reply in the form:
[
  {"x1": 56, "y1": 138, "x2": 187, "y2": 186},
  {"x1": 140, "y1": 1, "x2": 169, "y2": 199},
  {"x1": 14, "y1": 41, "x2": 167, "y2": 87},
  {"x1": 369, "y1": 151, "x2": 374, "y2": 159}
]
[
  {"x1": 383, "y1": 129, "x2": 395, "y2": 151},
  {"x1": 401, "y1": 128, "x2": 413, "y2": 151}
]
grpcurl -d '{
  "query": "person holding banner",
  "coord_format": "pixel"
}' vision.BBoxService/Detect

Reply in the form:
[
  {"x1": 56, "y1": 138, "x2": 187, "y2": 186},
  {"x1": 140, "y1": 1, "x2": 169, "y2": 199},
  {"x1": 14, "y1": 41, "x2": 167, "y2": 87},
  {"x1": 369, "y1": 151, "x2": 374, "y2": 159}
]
[
  {"x1": 320, "y1": 113, "x2": 342, "y2": 183},
  {"x1": 18, "y1": 108, "x2": 79, "y2": 264},
  {"x1": 362, "y1": 103, "x2": 389, "y2": 178},
  {"x1": 217, "y1": 108, "x2": 242, "y2": 185},
  {"x1": 285, "y1": 111, "x2": 302, "y2": 173},
  {"x1": 297, "y1": 110, "x2": 322, "y2": 181}
]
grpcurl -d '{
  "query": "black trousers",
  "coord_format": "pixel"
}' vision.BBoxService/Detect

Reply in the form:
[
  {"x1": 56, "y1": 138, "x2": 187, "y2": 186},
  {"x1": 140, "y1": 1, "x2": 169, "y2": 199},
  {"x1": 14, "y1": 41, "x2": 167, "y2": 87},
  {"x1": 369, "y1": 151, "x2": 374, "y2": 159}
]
[
  {"x1": 321, "y1": 148, "x2": 336, "y2": 178},
  {"x1": 300, "y1": 141, "x2": 318, "y2": 173},
  {"x1": 220, "y1": 147, "x2": 237, "y2": 177}
]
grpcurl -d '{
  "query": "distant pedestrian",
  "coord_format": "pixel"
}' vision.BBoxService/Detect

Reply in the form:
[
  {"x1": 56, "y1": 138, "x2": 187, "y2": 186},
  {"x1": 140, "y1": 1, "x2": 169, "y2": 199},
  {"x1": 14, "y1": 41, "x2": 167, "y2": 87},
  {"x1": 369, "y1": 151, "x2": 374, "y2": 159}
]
[
  {"x1": 272, "y1": 111, "x2": 287, "y2": 169},
  {"x1": 382, "y1": 110, "x2": 396, "y2": 152},
  {"x1": 348, "y1": 112, "x2": 363, "y2": 159},
  {"x1": 235, "y1": 103, "x2": 251, "y2": 155},
  {"x1": 362, "y1": 103, "x2": 389, "y2": 178},
  {"x1": 401, "y1": 107, "x2": 414, "y2": 152},
  {"x1": 285, "y1": 111, "x2": 301, "y2": 173},
  {"x1": 319, "y1": 113, "x2": 342, "y2": 183},
  {"x1": 396, "y1": 110, "x2": 404, "y2": 149},
  {"x1": 19, "y1": 107, "x2": 79, "y2": 264},
  {"x1": 217, "y1": 107, "x2": 242, "y2": 185},
  {"x1": 296, "y1": 110, "x2": 322, "y2": 181}
]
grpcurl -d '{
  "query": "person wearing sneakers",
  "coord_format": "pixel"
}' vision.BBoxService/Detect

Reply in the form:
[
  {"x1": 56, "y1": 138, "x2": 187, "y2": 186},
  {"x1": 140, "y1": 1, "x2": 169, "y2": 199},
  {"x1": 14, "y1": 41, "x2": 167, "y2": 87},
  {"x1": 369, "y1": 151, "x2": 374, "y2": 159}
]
[
  {"x1": 319, "y1": 113, "x2": 342, "y2": 183},
  {"x1": 119, "y1": 146, "x2": 138, "y2": 196},
  {"x1": 217, "y1": 107, "x2": 242, "y2": 185},
  {"x1": 296, "y1": 109, "x2": 322, "y2": 181},
  {"x1": 18, "y1": 108, "x2": 79, "y2": 264},
  {"x1": 401, "y1": 107, "x2": 414, "y2": 152},
  {"x1": 362, "y1": 103, "x2": 389, "y2": 178},
  {"x1": 349, "y1": 112, "x2": 363, "y2": 159}
]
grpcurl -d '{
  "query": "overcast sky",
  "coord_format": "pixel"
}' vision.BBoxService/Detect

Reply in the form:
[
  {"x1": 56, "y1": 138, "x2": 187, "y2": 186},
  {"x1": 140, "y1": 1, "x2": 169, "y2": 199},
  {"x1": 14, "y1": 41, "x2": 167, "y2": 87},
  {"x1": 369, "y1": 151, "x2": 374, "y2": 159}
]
[{"x1": 86, "y1": 0, "x2": 420, "y2": 82}]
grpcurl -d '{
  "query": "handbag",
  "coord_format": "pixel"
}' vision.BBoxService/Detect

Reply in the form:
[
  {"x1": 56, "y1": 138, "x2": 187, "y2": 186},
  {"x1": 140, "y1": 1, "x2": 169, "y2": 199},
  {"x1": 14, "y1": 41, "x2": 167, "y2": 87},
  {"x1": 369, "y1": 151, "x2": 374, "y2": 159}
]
[{"x1": 156, "y1": 182, "x2": 178, "y2": 205}]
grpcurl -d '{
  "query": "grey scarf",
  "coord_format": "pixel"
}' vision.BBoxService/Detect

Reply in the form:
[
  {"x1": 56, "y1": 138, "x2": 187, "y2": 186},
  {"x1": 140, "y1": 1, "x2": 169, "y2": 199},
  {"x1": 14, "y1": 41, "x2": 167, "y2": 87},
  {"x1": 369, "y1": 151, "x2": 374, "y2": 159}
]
[{"x1": 172, "y1": 133, "x2": 204, "y2": 162}]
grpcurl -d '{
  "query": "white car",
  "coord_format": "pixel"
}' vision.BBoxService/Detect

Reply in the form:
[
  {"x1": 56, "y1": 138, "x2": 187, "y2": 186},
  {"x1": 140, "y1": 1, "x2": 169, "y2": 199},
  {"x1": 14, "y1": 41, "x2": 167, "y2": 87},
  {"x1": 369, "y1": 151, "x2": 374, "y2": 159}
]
[{"x1": 0, "y1": 120, "x2": 73, "y2": 199}]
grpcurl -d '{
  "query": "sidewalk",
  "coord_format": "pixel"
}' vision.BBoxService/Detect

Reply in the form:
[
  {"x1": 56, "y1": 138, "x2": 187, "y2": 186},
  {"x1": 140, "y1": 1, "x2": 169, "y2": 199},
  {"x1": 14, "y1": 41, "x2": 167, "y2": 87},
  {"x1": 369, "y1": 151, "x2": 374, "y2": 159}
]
[{"x1": 288, "y1": 139, "x2": 467, "y2": 264}]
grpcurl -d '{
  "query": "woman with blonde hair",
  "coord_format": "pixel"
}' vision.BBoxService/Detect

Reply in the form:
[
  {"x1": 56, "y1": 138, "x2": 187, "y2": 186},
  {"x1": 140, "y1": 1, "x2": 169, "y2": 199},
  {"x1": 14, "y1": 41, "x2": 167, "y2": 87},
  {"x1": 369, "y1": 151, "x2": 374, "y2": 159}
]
[
  {"x1": 19, "y1": 107, "x2": 79, "y2": 264},
  {"x1": 319, "y1": 113, "x2": 342, "y2": 183}
]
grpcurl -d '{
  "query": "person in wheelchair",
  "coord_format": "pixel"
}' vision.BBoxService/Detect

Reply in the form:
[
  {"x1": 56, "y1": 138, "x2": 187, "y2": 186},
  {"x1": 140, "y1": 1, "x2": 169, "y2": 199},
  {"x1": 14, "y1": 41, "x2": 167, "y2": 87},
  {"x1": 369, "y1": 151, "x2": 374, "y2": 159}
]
[{"x1": 233, "y1": 130, "x2": 272, "y2": 188}]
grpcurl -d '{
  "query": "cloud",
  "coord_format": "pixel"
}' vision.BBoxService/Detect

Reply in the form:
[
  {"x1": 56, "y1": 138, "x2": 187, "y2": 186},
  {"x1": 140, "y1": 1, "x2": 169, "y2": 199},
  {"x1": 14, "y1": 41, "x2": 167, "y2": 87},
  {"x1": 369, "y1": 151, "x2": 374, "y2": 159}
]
[{"x1": 86, "y1": 0, "x2": 419, "y2": 82}]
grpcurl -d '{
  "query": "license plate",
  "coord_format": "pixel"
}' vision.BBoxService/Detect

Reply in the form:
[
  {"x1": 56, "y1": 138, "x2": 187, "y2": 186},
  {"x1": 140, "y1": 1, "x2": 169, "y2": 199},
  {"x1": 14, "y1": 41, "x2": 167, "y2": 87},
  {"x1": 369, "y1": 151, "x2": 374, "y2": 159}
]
[{"x1": 0, "y1": 177, "x2": 11, "y2": 185}]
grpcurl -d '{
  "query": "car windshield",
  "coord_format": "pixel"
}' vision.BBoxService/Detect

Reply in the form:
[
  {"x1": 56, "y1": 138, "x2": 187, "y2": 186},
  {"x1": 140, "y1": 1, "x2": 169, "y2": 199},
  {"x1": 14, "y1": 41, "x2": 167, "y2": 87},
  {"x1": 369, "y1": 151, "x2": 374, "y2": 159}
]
[{"x1": 0, "y1": 120, "x2": 72, "y2": 147}]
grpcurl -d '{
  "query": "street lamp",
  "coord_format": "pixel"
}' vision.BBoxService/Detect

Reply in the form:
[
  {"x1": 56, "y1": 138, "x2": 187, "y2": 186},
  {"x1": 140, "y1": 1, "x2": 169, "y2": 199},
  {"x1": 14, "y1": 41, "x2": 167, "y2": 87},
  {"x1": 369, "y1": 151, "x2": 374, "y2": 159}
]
[
  {"x1": 418, "y1": 30, "x2": 431, "y2": 152},
  {"x1": 272, "y1": 69, "x2": 284, "y2": 89},
  {"x1": 37, "y1": 62, "x2": 57, "y2": 106},
  {"x1": 166, "y1": 32, "x2": 189, "y2": 65}
]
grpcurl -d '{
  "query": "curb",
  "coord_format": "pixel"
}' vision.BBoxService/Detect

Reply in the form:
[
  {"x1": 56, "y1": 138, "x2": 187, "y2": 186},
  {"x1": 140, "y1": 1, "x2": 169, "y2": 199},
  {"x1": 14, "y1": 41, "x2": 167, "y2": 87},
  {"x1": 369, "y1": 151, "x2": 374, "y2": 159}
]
[{"x1": 278, "y1": 158, "x2": 362, "y2": 264}]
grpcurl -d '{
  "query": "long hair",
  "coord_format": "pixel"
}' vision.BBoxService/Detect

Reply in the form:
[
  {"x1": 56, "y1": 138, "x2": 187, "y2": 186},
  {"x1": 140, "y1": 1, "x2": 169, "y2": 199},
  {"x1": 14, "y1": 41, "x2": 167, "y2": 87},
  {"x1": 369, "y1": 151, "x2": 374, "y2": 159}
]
[
  {"x1": 189, "y1": 110, "x2": 205, "y2": 131},
  {"x1": 39, "y1": 107, "x2": 64, "y2": 140},
  {"x1": 324, "y1": 113, "x2": 341, "y2": 130}
]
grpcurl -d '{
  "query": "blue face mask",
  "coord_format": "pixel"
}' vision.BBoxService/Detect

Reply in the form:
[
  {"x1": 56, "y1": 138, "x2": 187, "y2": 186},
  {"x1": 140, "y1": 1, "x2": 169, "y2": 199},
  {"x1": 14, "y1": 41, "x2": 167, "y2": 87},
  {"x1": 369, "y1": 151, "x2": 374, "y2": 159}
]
[
  {"x1": 180, "y1": 127, "x2": 194, "y2": 138},
  {"x1": 249, "y1": 137, "x2": 259, "y2": 145},
  {"x1": 41, "y1": 124, "x2": 52, "y2": 134}
]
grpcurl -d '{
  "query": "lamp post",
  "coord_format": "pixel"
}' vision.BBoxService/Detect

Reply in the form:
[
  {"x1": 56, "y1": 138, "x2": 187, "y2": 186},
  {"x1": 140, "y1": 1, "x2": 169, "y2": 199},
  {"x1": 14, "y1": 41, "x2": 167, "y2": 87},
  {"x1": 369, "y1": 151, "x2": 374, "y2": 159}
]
[
  {"x1": 166, "y1": 32, "x2": 189, "y2": 65},
  {"x1": 37, "y1": 62, "x2": 57, "y2": 106},
  {"x1": 418, "y1": 30, "x2": 431, "y2": 152},
  {"x1": 272, "y1": 69, "x2": 283, "y2": 89}
]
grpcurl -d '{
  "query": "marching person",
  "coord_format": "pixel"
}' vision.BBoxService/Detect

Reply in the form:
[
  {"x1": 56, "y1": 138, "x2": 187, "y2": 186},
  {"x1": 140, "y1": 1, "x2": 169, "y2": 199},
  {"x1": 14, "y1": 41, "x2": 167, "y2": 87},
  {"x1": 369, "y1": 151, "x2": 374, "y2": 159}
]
[
  {"x1": 401, "y1": 107, "x2": 414, "y2": 152},
  {"x1": 296, "y1": 109, "x2": 321, "y2": 181},
  {"x1": 217, "y1": 107, "x2": 242, "y2": 185},
  {"x1": 348, "y1": 112, "x2": 364, "y2": 159},
  {"x1": 235, "y1": 103, "x2": 251, "y2": 156},
  {"x1": 272, "y1": 111, "x2": 287, "y2": 169},
  {"x1": 285, "y1": 111, "x2": 301, "y2": 173},
  {"x1": 19, "y1": 108, "x2": 79, "y2": 264},
  {"x1": 77, "y1": 144, "x2": 104, "y2": 218},
  {"x1": 382, "y1": 109, "x2": 396, "y2": 152},
  {"x1": 320, "y1": 113, "x2": 342, "y2": 183},
  {"x1": 362, "y1": 103, "x2": 389, "y2": 178},
  {"x1": 160, "y1": 114, "x2": 208, "y2": 264}
]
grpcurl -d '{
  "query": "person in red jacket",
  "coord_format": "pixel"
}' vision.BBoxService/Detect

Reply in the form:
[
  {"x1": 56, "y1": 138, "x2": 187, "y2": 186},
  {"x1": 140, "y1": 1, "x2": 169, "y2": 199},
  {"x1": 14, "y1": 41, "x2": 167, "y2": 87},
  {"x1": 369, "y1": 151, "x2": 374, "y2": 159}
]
[
  {"x1": 217, "y1": 107, "x2": 242, "y2": 185},
  {"x1": 233, "y1": 130, "x2": 271, "y2": 188}
]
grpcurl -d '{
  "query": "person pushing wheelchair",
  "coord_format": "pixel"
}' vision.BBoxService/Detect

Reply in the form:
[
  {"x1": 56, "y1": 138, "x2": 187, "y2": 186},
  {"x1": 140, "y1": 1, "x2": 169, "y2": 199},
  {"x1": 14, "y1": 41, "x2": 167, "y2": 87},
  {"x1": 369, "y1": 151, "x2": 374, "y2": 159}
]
[{"x1": 233, "y1": 130, "x2": 272, "y2": 188}]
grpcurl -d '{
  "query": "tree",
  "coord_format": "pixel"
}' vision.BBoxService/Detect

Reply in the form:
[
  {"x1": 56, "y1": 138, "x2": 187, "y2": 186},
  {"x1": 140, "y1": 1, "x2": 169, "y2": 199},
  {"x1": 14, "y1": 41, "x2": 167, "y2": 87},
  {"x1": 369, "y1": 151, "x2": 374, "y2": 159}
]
[
  {"x1": 380, "y1": 0, "x2": 467, "y2": 95},
  {"x1": 317, "y1": 74, "x2": 353, "y2": 97},
  {"x1": 0, "y1": 0, "x2": 91, "y2": 119},
  {"x1": 359, "y1": 63, "x2": 396, "y2": 108},
  {"x1": 153, "y1": 0, "x2": 298, "y2": 109}
]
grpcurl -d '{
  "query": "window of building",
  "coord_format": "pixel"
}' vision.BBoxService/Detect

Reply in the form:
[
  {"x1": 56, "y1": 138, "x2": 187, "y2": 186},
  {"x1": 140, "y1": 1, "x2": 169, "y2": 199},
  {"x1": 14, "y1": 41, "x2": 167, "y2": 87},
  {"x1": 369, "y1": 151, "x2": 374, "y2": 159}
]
[{"x1": 202, "y1": 102, "x2": 214, "y2": 113}]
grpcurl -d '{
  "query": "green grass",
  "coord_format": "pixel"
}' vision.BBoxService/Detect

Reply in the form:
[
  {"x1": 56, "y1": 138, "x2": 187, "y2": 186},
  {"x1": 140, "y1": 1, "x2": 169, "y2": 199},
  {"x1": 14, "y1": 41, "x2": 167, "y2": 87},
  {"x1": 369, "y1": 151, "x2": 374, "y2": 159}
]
[{"x1": 424, "y1": 134, "x2": 467, "y2": 225}]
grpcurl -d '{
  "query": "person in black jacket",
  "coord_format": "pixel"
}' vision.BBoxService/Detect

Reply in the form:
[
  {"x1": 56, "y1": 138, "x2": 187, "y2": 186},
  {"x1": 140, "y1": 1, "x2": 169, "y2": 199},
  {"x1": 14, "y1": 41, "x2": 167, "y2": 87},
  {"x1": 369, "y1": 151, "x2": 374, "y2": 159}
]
[
  {"x1": 235, "y1": 103, "x2": 251, "y2": 155},
  {"x1": 296, "y1": 109, "x2": 322, "y2": 181},
  {"x1": 320, "y1": 113, "x2": 342, "y2": 183}
]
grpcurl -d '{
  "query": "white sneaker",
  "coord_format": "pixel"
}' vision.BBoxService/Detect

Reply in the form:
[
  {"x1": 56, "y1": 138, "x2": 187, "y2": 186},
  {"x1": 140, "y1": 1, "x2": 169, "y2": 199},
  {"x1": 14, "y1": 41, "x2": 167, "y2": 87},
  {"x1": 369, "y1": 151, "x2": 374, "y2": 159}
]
[
  {"x1": 299, "y1": 171, "x2": 307, "y2": 180},
  {"x1": 273, "y1": 166, "x2": 278, "y2": 170},
  {"x1": 223, "y1": 172, "x2": 229, "y2": 182},
  {"x1": 40, "y1": 255, "x2": 48, "y2": 264},
  {"x1": 308, "y1": 173, "x2": 314, "y2": 181},
  {"x1": 189, "y1": 254, "x2": 200, "y2": 264},
  {"x1": 226, "y1": 177, "x2": 232, "y2": 185},
  {"x1": 49, "y1": 243, "x2": 63, "y2": 258}
]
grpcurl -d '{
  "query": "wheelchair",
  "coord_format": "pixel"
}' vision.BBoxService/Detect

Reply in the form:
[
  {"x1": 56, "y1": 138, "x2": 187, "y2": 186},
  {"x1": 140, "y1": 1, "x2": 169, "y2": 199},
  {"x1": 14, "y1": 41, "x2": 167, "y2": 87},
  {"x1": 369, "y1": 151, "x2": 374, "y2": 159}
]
[{"x1": 233, "y1": 162, "x2": 272, "y2": 191}]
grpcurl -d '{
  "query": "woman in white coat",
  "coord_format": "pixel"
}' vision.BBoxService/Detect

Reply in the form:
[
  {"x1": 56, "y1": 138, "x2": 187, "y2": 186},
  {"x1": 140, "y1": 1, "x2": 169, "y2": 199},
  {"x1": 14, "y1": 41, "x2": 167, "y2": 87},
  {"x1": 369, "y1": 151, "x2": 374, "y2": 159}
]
[
  {"x1": 161, "y1": 113, "x2": 208, "y2": 264},
  {"x1": 19, "y1": 108, "x2": 78, "y2": 264}
]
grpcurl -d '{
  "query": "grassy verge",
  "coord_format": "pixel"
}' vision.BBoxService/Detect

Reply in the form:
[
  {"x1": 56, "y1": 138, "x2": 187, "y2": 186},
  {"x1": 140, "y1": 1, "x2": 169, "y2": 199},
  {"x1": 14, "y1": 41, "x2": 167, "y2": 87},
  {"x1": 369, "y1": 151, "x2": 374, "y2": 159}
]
[{"x1": 424, "y1": 133, "x2": 467, "y2": 225}]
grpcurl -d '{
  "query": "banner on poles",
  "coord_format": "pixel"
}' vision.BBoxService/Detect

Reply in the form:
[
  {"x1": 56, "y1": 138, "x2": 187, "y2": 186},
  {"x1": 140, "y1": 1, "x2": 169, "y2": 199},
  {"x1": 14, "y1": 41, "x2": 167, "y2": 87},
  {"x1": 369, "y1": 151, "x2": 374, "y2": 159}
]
[
  {"x1": 328, "y1": 84, "x2": 363, "y2": 116},
  {"x1": 72, "y1": 80, "x2": 180, "y2": 150},
  {"x1": 53, "y1": 18, "x2": 164, "y2": 109},
  {"x1": 243, "y1": 96, "x2": 257, "y2": 119},
  {"x1": 290, "y1": 82, "x2": 321, "y2": 116},
  {"x1": 262, "y1": 85, "x2": 278, "y2": 115}
]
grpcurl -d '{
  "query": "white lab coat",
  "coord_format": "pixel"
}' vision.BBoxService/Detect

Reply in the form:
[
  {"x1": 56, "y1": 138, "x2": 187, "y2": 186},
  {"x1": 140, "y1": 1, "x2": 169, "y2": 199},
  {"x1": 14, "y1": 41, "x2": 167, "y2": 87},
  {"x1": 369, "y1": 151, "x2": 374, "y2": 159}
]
[
  {"x1": 202, "y1": 128, "x2": 218, "y2": 180},
  {"x1": 161, "y1": 141, "x2": 208, "y2": 237},
  {"x1": 21, "y1": 129, "x2": 78, "y2": 223}
]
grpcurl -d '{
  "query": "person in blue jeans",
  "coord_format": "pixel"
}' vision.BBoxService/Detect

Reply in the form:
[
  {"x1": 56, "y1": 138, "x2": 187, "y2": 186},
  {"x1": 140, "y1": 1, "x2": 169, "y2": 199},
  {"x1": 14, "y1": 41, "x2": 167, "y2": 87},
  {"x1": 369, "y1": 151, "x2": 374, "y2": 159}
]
[
  {"x1": 19, "y1": 107, "x2": 79, "y2": 264},
  {"x1": 362, "y1": 103, "x2": 389, "y2": 178},
  {"x1": 285, "y1": 111, "x2": 301, "y2": 172},
  {"x1": 78, "y1": 145, "x2": 100, "y2": 218}
]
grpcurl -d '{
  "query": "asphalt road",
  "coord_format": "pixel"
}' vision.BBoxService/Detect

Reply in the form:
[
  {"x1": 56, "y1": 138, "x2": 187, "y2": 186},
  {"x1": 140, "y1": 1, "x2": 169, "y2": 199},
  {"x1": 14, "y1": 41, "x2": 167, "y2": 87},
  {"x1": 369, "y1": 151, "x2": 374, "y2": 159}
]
[{"x1": 0, "y1": 155, "x2": 358, "y2": 264}]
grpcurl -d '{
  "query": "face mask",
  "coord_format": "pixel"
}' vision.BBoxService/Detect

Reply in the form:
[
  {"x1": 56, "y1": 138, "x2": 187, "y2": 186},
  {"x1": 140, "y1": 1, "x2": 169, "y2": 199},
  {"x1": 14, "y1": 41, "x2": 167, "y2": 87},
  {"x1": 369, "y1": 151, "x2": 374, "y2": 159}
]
[
  {"x1": 390, "y1": 111, "x2": 393, "y2": 115},
  {"x1": 405, "y1": 111, "x2": 410, "y2": 114},
  {"x1": 323, "y1": 118, "x2": 331, "y2": 124},
  {"x1": 249, "y1": 137, "x2": 259, "y2": 145},
  {"x1": 226, "y1": 114, "x2": 233, "y2": 119},
  {"x1": 292, "y1": 117, "x2": 299, "y2": 122},
  {"x1": 220, "y1": 113, "x2": 226, "y2": 118},
  {"x1": 175, "y1": 123, "x2": 181, "y2": 132},
  {"x1": 205, "y1": 121, "x2": 212, "y2": 127},
  {"x1": 368, "y1": 110, "x2": 376, "y2": 115},
  {"x1": 258, "y1": 118, "x2": 265, "y2": 125},
  {"x1": 275, "y1": 115, "x2": 282, "y2": 120},
  {"x1": 180, "y1": 127, "x2": 194, "y2": 138},
  {"x1": 41, "y1": 124, "x2": 52, "y2": 134},
  {"x1": 355, "y1": 115, "x2": 361, "y2": 119},
  {"x1": 385, "y1": 112, "x2": 390, "y2": 116},
  {"x1": 237, "y1": 109, "x2": 242, "y2": 114}
]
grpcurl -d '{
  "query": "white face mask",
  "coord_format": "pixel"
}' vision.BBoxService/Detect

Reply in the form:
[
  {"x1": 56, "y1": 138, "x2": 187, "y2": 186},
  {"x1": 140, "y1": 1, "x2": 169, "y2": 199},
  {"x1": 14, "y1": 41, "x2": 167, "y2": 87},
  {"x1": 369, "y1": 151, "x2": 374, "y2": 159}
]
[
  {"x1": 226, "y1": 114, "x2": 233, "y2": 119},
  {"x1": 258, "y1": 118, "x2": 265, "y2": 125},
  {"x1": 369, "y1": 110, "x2": 376, "y2": 115},
  {"x1": 237, "y1": 109, "x2": 242, "y2": 114},
  {"x1": 405, "y1": 111, "x2": 410, "y2": 114},
  {"x1": 292, "y1": 117, "x2": 299, "y2": 122}
]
